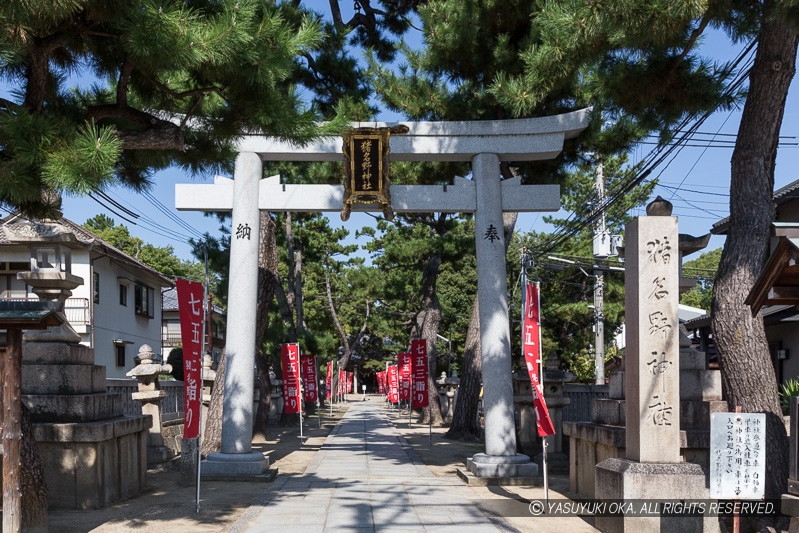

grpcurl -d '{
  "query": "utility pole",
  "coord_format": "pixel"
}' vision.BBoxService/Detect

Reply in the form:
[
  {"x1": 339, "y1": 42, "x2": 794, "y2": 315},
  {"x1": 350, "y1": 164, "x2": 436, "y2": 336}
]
[{"x1": 593, "y1": 160, "x2": 606, "y2": 385}]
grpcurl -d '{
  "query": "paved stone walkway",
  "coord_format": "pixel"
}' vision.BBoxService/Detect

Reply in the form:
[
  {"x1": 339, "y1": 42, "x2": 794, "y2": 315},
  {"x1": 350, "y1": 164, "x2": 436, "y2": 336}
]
[{"x1": 229, "y1": 402, "x2": 518, "y2": 532}]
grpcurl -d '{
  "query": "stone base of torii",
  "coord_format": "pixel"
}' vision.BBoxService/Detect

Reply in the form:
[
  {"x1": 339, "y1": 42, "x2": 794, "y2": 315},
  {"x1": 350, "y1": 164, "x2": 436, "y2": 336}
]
[{"x1": 175, "y1": 110, "x2": 590, "y2": 479}]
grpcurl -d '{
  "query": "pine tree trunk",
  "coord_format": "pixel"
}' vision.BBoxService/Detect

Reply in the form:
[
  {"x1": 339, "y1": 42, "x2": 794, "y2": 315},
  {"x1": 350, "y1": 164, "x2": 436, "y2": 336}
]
[
  {"x1": 711, "y1": 0, "x2": 798, "y2": 502},
  {"x1": 253, "y1": 350, "x2": 272, "y2": 439},
  {"x1": 417, "y1": 254, "x2": 444, "y2": 426},
  {"x1": 201, "y1": 347, "x2": 225, "y2": 456},
  {"x1": 253, "y1": 211, "x2": 279, "y2": 438},
  {"x1": 444, "y1": 300, "x2": 483, "y2": 441},
  {"x1": 447, "y1": 211, "x2": 518, "y2": 440},
  {"x1": 0, "y1": 334, "x2": 48, "y2": 532},
  {"x1": 20, "y1": 403, "x2": 48, "y2": 532}
]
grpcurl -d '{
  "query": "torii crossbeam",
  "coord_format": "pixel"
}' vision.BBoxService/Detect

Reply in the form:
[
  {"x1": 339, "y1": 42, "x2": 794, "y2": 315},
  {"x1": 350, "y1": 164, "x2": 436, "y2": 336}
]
[{"x1": 176, "y1": 109, "x2": 590, "y2": 478}]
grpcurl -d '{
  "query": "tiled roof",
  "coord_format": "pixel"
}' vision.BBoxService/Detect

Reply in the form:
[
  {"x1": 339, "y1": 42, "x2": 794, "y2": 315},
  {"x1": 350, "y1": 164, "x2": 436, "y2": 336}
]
[
  {"x1": 162, "y1": 287, "x2": 225, "y2": 315},
  {"x1": 0, "y1": 212, "x2": 173, "y2": 287},
  {"x1": 712, "y1": 177, "x2": 799, "y2": 234}
]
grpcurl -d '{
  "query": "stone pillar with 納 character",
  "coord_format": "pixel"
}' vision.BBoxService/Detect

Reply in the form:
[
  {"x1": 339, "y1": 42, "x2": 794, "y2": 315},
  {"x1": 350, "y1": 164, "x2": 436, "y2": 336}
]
[{"x1": 594, "y1": 199, "x2": 717, "y2": 533}]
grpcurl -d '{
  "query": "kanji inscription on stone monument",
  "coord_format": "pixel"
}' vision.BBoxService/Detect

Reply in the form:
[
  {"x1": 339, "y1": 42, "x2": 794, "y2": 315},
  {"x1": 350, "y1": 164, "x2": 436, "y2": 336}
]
[{"x1": 625, "y1": 215, "x2": 680, "y2": 462}]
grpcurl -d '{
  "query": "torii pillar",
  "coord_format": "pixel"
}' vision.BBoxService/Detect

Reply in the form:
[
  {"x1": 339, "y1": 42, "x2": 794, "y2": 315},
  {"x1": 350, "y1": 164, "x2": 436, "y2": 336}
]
[{"x1": 177, "y1": 110, "x2": 590, "y2": 477}]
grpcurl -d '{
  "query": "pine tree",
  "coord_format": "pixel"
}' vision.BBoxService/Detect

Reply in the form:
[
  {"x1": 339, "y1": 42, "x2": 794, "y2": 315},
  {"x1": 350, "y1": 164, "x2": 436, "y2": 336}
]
[
  {"x1": 0, "y1": 0, "x2": 352, "y2": 217},
  {"x1": 709, "y1": 0, "x2": 799, "y2": 502}
]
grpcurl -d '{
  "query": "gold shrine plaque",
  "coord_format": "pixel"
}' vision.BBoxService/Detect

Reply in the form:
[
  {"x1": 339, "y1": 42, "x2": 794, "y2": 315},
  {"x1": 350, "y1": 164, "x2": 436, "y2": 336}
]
[{"x1": 341, "y1": 125, "x2": 408, "y2": 221}]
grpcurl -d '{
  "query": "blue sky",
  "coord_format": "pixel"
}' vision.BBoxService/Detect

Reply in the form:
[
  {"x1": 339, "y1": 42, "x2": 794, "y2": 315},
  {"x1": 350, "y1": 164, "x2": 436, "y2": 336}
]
[{"x1": 3, "y1": 16, "x2": 798, "y2": 264}]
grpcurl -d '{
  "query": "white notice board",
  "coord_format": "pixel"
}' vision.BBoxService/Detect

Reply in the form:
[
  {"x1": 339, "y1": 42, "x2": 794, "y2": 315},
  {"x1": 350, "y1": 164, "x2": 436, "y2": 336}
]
[{"x1": 710, "y1": 412, "x2": 766, "y2": 499}]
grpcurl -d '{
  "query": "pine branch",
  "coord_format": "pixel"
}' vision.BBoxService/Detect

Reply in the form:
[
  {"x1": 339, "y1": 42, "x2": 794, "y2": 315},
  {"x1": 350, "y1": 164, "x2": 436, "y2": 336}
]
[{"x1": 668, "y1": 14, "x2": 711, "y2": 78}]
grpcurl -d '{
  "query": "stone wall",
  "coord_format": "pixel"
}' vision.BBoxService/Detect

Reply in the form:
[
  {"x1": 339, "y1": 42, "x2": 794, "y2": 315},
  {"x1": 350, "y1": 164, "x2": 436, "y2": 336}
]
[
  {"x1": 33, "y1": 415, "x2": 150, "y2": 509},
  {"x1": 161, "y1": 417, "x2": 185, "y2": 457}
]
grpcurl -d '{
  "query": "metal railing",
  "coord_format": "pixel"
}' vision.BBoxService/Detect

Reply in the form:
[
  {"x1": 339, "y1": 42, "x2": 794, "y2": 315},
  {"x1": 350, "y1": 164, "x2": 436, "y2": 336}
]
[
  {"x1": 106, "y1": 379, "x2": 185, "y2": 417},
  {"x1": 64, "y1": 298, "x2": 91, "y2": 325},
  {"x1": 563, "y1": 383, "x2": 609, "y2": 423},
  {"x1": 161, "y1": 331, "x2": 225, "y2": 348},
  {"x1": 1, "y1": 297, "x2": 91, "y2": 325}
]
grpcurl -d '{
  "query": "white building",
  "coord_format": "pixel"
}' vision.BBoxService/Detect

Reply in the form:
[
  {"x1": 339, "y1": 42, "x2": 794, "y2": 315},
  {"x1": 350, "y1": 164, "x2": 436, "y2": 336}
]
[
  {"x1": 0, "y1": 213, "x2": 173, "y2": 378},
  {"x1": 685, "y1": 177, "x2": 799, "y2": 385},
  {"x1": 161, "y1": 286, "x2": 226, "y2": 365}
]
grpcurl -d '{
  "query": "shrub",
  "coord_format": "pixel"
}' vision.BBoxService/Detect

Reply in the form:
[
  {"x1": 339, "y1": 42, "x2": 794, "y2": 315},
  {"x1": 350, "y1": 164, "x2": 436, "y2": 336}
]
[
  {"x1": 167, "y1": 347, "x2": 184, "y2": 381},
  {"x1": 779, "y1": 377, "x2": 799, "y2": 415}
]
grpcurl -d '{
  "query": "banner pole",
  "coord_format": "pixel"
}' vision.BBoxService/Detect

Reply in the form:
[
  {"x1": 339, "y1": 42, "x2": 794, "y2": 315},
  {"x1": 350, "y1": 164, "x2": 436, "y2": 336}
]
[
  {"x1": 543, "y1": 436, "x2": 549, "y2": 504},
  {"x1": 196, "y1": 250, "x2": 211, "y2": 514},
  {"x1": 409, "y1": 370, "x2": 413, "y2": 427},
  {"x1": 299, "y1": 350, "x2": 303, "y2": 441},
  {"x1": 537, "y1": 279, "x2": 549, "y2": 503},
  {"x1": 316, "y1": 357, "x2": 321, "y2": 429}
]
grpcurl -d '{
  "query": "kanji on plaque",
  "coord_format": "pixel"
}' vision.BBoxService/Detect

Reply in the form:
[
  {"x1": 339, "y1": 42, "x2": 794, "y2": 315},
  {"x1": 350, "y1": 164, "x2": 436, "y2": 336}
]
[
  {"x1": 301, "y1": 355, "x2": 317, "y2": 403},
  {"x1": 398, "y1": 353, "x2": 411, "y2": 401},
  {"x1": 325, "y1": 361, "x2": 333, "y2": 400},
  {"x1": 411, "y1": 339, "x2": 429, "y2": 408},
  {"x1": 387, "y1": 365, "x2": 399, "y2": 403},
  {"x1": 522, "y1": 281, "x2": 555, "y2": 437},
  {"x1": 281, "y1": 343, "x2": 301, "y2": 414},
  {"x1": 710, "y1": 412, "x2": 766, "y2": 499},
  {"x1": 176, "y1": 278, "x2": 204, "y2": 440}
]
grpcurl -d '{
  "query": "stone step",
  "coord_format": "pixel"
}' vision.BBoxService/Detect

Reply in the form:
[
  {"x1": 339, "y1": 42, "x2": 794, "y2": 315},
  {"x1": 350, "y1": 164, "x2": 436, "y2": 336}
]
[
  {"x1": 23, "y1": 364, "x2": 106, "y2": 394},
  {"x1": 680, "y1": 369, "x2": 722, "y2": 401},
  {"x1": 609, "y1": 372, "x2": 624, "y2": 399},
  {"x1": 591, "y1": 398, "x2": 728, "y2": 429},
  {"x1": 22, "y1": 393, "x2": 123, "y2": 423},
  {"x1": 564, "y1": 420, "x2": 712, "y2": 450},
  {"x1": 593, "y1": 398, "x2": 626, "y2": 426},
  {"x1": 22, "y1": 341, "x2": 94, "y2": 365},
  {"x1": 680, "y1": 399, "x2": 728, "y2": 429},
  {"x1": 680, "y1": 349, "x2": 708, "y2": 370},
  {"x1": 607, "y1": 366, "x2": 722, "y2": 402}
]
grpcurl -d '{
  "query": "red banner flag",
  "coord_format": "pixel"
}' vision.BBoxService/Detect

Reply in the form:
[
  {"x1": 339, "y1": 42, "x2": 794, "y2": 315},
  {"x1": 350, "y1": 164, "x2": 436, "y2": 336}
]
[
  {"x1": 176, "y1": 278, "x2": 204, "y2": 439},
  {"x1": 377, "y1": 371, "x2": 385, "y2": 394},
  {"x1": 281, "y1": 343, "x2": 301, "y2": 414},
  {"x1": 398, "y1": 352, "x2": 411, "y2": 401},
  {"x1": 411, "y1": 339, "x2": 429, "y2": 408},
  {"x1": 387, "y1": 365, "x2": 399, "y2": 403},
  {"x1": 523, "y1": 281, "x2": 555, "y2": 436},
  {"x1": 347, "y1": 372, "x2": 353, "y2": 394},
  {"x1": 338, "y1": 368, "x2": 346, "y2": 395},
  {"x1": 325, "y1": 361, "x2": 333, "y2": 399},
  {"x1": 301, "y1": 355, "x2": 317, "y2": 403}
]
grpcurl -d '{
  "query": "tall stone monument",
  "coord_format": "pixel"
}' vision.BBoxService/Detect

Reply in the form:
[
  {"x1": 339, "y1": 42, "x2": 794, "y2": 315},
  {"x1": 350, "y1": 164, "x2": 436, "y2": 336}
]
[{"x1": 594, "y1": 202, "x2": 716, "y2": 533}]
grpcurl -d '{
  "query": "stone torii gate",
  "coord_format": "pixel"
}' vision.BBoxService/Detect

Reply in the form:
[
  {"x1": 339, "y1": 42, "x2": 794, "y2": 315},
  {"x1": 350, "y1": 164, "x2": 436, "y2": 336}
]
[{"x1": 176, "y1": 109, "x2": 589, "y2": 478}]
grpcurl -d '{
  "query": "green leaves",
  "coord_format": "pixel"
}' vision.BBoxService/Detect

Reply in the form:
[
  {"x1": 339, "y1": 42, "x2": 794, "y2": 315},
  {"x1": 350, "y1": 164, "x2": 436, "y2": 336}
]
[
  {"x1": 0, "y1": 0, "x2": 367, "y2": 216},
  {"x1": 0, "y1": 106, "x2": 119, "y2": 215},
  {"x1": 680, "y1": 247, "x2": 721, "y2": 312},
  {"x1": 42, "y1": 121, "x2": 122, "y2": 194}
]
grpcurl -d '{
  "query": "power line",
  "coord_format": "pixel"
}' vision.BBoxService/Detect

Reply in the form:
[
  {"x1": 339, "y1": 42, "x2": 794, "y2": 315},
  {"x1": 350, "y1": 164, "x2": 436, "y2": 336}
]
[
  {"x1": 658, "y1": 184, "x2": 730, "y2": 197},
  {"x1": 531, "y1": 38, "x2": 757, "y2": 258},
  {"x1": 87, "y1": 191, "x2": 201, "y2": 244}
]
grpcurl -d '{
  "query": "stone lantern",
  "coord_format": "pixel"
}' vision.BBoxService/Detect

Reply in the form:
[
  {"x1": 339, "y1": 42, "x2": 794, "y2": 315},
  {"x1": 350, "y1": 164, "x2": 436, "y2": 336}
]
[
  {"x1": 436, "y1": 370, "x2": 460, "y2": 423},
  {"x1": 127, "y1": 344, "x2": 174, "y2": 466},
  {"x1": 17, "y1": 243, "x2": 83, "y2": 343}
]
